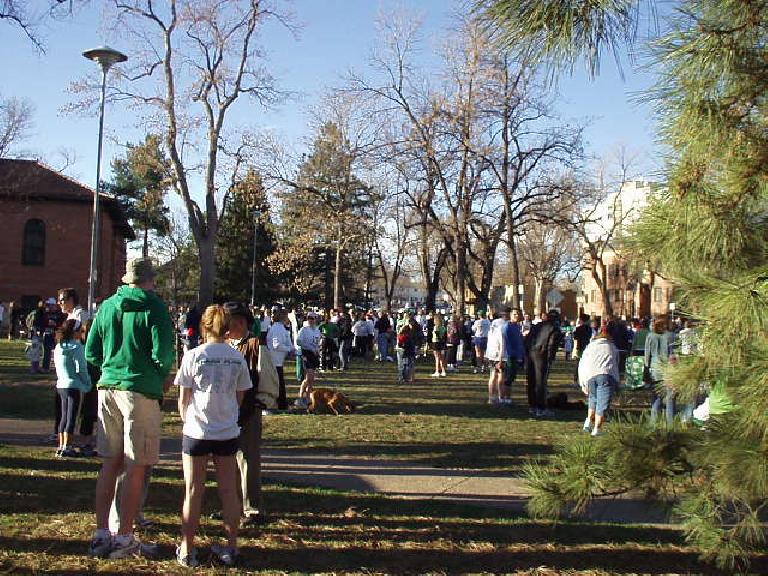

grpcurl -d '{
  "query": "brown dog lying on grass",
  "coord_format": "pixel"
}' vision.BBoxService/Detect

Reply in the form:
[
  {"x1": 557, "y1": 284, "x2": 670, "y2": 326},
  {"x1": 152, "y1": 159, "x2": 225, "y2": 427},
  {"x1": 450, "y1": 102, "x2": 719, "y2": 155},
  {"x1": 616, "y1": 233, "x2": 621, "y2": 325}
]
[{"x1": 308, "y1": 387, "x2": 356, "y2": 415}]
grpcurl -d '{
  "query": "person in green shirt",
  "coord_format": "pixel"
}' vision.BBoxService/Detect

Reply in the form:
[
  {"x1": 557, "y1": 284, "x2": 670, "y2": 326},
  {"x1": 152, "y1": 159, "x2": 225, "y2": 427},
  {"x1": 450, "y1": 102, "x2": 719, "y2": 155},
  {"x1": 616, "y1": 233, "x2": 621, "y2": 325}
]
[
  {"x1": 318, "y1": 312, "x2": 339, "y2": 371},
  {"x1": 85, "y1": 257, "x2": 174, "y2": 560}
]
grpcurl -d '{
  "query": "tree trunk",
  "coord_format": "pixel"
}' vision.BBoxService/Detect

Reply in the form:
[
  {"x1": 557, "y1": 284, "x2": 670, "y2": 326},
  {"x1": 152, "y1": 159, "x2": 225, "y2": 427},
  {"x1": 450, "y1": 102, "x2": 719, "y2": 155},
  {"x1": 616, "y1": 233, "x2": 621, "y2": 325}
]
[
  {"x1": 197, "y1": 232, "x2": 216, "y2": 307},
  {"x1": 591, "y1": 259, "x2": 613, "y2": 318},
  {"x1": 534, "y1": 277, "x2": 545, "y2": 316},
  {"x1": 334, "y1": 242, "x2": 343, "y2": 310},
  {"x1": 364, "y1": 241, "x2": 373, "y2": 304},
  {"x1": 506, "y1": 215, "x2": 522, "y2": 305},
  {"x1": 143, "y1": 226, "x2": 149, "y2": 258},
  {"x1": 456, "y1": 239, "x2": 467, "y2": 314}
]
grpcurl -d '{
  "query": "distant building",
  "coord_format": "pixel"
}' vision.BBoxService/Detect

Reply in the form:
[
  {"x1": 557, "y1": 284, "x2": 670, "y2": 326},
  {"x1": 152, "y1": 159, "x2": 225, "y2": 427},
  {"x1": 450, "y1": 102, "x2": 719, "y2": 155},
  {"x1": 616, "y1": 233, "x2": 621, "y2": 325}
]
[
  {"x1": 579, "y1": 179, "x2": 676, "y2": 319},
  {"x1": 0, "y1": 158, "x2": 134, "y2": 316}
]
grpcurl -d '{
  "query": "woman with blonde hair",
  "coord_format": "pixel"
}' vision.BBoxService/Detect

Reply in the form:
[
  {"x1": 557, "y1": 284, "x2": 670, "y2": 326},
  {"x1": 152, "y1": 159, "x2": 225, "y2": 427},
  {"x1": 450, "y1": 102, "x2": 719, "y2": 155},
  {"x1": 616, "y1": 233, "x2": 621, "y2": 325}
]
[
  {"x1": 175, "y1": 305, "x2": 252, "y2": 567},
  {"x1": 431, "y1": 313, "x2": 447, "y2": 377}
]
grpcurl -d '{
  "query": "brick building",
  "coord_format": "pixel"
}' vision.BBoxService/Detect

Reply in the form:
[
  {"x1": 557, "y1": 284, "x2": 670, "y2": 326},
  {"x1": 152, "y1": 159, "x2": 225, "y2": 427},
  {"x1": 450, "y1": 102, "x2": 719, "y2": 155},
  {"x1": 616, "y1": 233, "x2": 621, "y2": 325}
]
[{"x1": 0, "y1": 158, "x2": 134, "y2": 317}]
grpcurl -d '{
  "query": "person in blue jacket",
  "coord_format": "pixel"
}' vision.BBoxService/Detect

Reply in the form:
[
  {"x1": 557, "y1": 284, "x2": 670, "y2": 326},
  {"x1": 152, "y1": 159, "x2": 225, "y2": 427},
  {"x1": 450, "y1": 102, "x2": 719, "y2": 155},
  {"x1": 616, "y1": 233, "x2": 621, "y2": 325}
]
[
  {"x1": 53, "y1": 318, "x2": 92, "y2": 457},
  {"x1": 501, "y1": 308, "x2": 525, "y2": 404}
]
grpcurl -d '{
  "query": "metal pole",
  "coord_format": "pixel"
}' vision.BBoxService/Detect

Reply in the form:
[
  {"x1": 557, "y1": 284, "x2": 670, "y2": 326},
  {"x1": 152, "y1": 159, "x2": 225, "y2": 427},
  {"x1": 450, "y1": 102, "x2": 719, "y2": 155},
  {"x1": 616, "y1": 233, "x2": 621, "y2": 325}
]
[{"x1": 87, "y1": 65, "x2": 109, "y2": 316}]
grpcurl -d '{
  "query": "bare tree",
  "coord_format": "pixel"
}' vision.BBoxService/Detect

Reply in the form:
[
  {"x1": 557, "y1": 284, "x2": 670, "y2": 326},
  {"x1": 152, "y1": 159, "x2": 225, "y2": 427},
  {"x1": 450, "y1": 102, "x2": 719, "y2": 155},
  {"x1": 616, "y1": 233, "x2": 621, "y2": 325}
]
[
  {"x1": 71, "y1": 0, "x2": 290, "y2": 305},
  {"x1": 263, "y1": 90, "x2": 377, "y2": 309},
  {"x1": 518, "y1": 216, "x2": 580, "y2": 314},
  {"x1": 477, "y1": 49, "x2": 583, "y2": 306},
  {"x1": 372, "y1": 179, "x2": 416, "y2": 311},
  {"x1": 2, "y1": 0, "x2": 86, "y2": 51},
  {"x1": 553, "y1": 148, "x2": 641, "y2": 317},
  {"x1": 0, "y1": 94, "x2": 34, "y2": 157}
]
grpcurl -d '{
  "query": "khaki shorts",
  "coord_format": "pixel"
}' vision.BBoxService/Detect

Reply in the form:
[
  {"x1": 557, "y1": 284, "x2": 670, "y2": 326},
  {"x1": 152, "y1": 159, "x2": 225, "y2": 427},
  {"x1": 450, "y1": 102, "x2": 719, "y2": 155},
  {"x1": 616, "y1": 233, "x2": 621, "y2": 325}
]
[{"x1": 97, "y1": 389, "x2": 162, "y2": 466}]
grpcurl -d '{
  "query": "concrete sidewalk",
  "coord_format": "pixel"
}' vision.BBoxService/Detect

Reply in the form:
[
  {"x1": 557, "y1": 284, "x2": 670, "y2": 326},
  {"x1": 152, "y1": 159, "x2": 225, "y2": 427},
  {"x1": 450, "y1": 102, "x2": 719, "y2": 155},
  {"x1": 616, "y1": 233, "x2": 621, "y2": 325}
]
[{"x1": 0, "y1": 417, "x2": 671, "y2": 524}]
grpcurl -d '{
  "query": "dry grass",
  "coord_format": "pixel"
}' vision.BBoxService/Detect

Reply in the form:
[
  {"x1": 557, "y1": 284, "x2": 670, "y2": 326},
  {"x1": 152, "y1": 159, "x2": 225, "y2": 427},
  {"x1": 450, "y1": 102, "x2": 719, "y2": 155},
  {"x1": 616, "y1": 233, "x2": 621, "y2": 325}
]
[
  {"x1": 3, "y1": 340, "x2": 763, "y2": 573},
  {"x1": 0, "y1": 445, "x2": 743, "y2": 575}
]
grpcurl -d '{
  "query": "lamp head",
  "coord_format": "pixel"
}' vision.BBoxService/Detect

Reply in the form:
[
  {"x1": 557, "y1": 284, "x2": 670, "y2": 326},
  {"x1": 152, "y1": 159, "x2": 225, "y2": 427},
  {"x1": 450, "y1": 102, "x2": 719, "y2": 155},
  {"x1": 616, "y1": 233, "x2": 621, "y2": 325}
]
[{"x1": 83, "y1": 46, "x2": 127, "y2": 71}]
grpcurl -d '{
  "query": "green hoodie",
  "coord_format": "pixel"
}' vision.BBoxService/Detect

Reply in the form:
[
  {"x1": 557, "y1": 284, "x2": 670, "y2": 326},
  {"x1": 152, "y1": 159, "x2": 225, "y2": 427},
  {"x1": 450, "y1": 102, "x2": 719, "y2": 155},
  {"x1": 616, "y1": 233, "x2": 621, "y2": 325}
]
[{"x1": 85, "y1": 285, "x2": 175, "y2": 400}]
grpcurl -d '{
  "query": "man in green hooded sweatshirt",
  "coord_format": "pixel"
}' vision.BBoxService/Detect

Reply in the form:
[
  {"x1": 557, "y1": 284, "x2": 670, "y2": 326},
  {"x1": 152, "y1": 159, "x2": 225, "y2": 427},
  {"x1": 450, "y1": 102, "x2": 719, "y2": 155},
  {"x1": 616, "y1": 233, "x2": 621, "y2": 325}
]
[{"x1": 85, "y1": 257, "x2": 174, "y2": 559}]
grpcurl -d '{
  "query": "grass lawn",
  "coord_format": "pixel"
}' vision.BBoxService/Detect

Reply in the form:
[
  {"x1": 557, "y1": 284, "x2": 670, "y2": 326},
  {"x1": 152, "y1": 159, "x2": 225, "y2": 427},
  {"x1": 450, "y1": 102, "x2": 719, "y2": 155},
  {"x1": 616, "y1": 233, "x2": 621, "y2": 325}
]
[
  {"x1": 0, "y1": 443, "x2": 741, "y2": 575},
  {"x1": 1, "y1": 339, "x2": 764, "y2": 573}
]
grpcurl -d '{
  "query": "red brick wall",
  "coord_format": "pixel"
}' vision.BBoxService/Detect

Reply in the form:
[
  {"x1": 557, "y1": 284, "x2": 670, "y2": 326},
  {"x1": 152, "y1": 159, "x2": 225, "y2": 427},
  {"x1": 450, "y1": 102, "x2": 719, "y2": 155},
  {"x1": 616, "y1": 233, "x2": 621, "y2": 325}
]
[{"x1": 0, "y1": 197, "x2": 127, "y2": 310}]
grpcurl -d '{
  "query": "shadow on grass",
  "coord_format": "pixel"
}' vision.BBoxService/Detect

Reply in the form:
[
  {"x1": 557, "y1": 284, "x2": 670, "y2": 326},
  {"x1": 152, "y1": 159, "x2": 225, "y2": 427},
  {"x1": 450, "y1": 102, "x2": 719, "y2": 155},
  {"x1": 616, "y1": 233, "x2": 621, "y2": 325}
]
[
  {"x1": 263, "y1": 440, "x2": 554, "y2": 471},
  {"x1": 0, "y1": 534, "x2": 753, "y2": 575},
  {"x1": 1, "y1": 450, "x2": 764, "y2": 575}
]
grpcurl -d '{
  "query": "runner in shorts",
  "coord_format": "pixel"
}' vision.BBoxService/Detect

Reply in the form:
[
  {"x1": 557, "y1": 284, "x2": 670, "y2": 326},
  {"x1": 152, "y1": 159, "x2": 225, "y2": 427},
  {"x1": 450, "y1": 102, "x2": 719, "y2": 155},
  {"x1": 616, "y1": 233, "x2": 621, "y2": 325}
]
[
  {"x1": 85, "y1": 258, "x2": 174, "y2": 560},
  {"x1": 472, "y1": 312, "x2": 491, "y2": 374},
  {"x1": 175, "y1": 305, "x2": 252, "y2": 567},
  {"x1": 296, "y1": 312, "x2": 321, "y2": 408}
]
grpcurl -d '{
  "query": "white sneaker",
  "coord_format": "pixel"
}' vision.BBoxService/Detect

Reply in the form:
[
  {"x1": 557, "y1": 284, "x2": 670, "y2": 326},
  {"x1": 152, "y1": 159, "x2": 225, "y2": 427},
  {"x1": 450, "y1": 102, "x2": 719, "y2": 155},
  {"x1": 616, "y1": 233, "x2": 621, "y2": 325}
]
[
  {"x1": 591, "y1": 428, "x2": 604, "y2": 437},
  {"x1": 440, "y1": 371, "x2": 447, "y2": 377},
  {"x1": 108, "y1": 535, "x2": 141, "y2": 559},
  {"x1": 431, "y1": 371, "x2": 440, "y2": 377},
  {"x1": 88, "y1": 532, "x2": 112, "y2": 558}
]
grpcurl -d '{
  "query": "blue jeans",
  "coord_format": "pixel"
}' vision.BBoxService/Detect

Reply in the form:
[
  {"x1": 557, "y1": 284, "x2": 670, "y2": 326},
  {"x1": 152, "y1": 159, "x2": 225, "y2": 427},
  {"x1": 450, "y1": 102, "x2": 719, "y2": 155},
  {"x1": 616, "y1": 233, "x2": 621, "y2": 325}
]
[
  {"x1": 338, "y1": 338, "x2": 351, "y2": 369},
  {"x1": 587, "y1": 374, "x2": 616, "y2": 416},
  {"x1": 377, "y1": 333, "x2": 389, "y2": 360},
  {"x1": 650, "y1": 383, "x2": 676, "y2": 426}
]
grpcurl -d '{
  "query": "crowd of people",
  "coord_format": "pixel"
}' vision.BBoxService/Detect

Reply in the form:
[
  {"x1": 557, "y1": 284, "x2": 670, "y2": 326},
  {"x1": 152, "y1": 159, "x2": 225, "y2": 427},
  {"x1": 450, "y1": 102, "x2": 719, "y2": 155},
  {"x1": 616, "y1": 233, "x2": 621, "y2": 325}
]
[{"x1": 11, "y1": 254, "x2": 704, "y2": 567}]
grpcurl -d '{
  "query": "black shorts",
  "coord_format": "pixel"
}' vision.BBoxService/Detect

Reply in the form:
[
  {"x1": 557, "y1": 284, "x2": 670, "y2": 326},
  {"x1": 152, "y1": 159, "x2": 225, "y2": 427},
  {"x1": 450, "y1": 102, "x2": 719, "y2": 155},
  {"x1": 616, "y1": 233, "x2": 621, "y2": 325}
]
[
  {"x1": 182, "y1": 435, "x2": 239, "y2": 457},
  {"x1": 430, "y1": 341, "x2": 446, "y2": 352},
  {"x1": 302, "y1": 349, "x2": 320, "y2": 370}
]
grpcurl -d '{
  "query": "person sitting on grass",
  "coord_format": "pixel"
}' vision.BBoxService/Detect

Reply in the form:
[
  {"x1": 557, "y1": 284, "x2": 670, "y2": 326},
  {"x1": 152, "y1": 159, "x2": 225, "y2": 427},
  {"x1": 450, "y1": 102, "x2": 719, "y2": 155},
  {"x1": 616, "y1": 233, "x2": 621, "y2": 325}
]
[
  {"x1": 578, "y1": 324, "x2": 620, "y2": 436},
  {"x1": 53, "y1": 319, "x2": 91, "y2": 457},
  {"x1": 175, "y1": 305, "x2": 252, "y2": 568}
]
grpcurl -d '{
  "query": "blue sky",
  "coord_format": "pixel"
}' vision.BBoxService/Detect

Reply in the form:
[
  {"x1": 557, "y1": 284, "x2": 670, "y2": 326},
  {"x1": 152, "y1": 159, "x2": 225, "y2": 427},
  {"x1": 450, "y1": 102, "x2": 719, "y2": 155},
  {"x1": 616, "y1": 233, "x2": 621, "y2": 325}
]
[{"x1": 1, "y1": 0, "x2": 660, "y2": 190}]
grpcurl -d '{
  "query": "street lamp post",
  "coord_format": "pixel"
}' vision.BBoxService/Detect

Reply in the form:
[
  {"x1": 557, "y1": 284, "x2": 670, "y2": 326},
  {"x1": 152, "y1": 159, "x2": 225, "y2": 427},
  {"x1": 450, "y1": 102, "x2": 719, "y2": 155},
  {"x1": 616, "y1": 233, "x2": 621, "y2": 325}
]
[
  {"x1": 83, "y1": 46, "x2": 127, "y2": 315},
  {"x1": 250, "y1": 209, "x2": 262, "y2": 307}
]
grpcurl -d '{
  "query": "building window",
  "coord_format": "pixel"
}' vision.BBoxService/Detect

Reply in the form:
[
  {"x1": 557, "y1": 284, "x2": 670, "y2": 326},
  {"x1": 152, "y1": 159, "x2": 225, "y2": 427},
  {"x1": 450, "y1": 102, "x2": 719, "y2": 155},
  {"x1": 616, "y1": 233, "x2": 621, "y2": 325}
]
[
  {"x1": 21, "y1": 219, "x2": 45, "y2": 266},
  {"x1": 654, "y1": 287, "x2": 663, "y2": 302}
]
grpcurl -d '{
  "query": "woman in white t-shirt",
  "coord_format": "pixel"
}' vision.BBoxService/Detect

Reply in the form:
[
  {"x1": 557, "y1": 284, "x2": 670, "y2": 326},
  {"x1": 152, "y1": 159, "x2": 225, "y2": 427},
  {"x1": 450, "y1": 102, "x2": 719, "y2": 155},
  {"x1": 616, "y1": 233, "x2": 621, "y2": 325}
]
[
  {"x1": 175, "y1": 305, "x2": 252, "y2": 568},
  {"x1": 267, "y1": 309, "x2": 292, "y2": 410},
  {"x1": 295, "y1": 313, "x2": 321, "y2": 407}
]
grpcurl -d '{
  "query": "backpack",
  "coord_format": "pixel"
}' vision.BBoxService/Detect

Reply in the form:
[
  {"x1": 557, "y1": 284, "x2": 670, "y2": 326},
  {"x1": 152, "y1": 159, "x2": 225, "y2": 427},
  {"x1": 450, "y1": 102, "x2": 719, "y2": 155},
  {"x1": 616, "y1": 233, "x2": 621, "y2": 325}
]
[{"x1": 25, "y1": 310, "x2": 36, "y2": 331}]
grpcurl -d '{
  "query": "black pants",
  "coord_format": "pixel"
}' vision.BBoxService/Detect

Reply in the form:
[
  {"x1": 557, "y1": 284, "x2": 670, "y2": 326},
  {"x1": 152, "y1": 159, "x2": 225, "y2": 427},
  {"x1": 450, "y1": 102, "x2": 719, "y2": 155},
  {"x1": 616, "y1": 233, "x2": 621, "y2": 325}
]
[
  {"x1": 526, "y1": 353, "x2": 551, "y2": 410},
  {"x1": 446, "y1": 345, "x2": 457, "y2": 365},
  {"x1": 42, "y1": 332, "x2": 54, "y2": 371},
  {"x1": 79, "y1": 387, "x2": 99, "y2": 436},
  {"x1": 54, "y1": 390, "x2": 62, "y2": 434},
  {"x1": 57, "y1": 388, "x2": 81, "y2": 434},
  {"x1": 321, "y1": 338, "x2": 337, "y2": 370},
  {"x1": 275, "y1": 365, "x2": 288, "y2": 410}
]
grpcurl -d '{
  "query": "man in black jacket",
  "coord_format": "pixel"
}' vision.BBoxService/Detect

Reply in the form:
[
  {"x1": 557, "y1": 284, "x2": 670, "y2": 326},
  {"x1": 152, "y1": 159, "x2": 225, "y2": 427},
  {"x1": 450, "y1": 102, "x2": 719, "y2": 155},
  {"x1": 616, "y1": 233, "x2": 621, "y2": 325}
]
[{"x1": 525, "y1": 309, "x2": 564, "y2": 417}]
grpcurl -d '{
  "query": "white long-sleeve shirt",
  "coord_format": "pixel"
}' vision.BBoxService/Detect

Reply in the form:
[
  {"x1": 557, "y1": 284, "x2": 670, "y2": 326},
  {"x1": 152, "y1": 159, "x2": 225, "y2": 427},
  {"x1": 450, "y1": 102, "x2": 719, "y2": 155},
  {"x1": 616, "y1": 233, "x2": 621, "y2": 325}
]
[
  {"x1": 578, "y1": 337, "x2": 620, "y2": 393},
  {"x1": 296, "y1": 325, "x2": 321, "y2": 353},
  {"x1": 266, "y1": 321, "x2": 292, "y2": 367}
]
